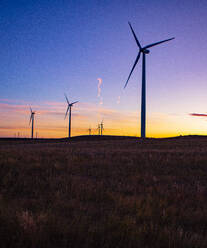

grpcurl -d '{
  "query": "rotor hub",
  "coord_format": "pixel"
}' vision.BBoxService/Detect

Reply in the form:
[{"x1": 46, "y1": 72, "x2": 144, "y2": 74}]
[{"x1": 142, "y1": 49, "x2": 150, "y2": 54}]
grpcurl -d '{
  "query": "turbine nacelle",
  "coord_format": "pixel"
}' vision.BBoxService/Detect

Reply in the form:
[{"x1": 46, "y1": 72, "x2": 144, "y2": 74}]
[
  {"x1": 64, "y1": 94, "x2": 79, "y2": 119},
  {"x1": 142, "y1": 49, "x2": 150, "y2": 54},
  {"x1": 30, "y1": 107, "x2": 36, "y2": 116},
  {"x1": 29, "y1": 107, "x2": 36, "y2": 125}
]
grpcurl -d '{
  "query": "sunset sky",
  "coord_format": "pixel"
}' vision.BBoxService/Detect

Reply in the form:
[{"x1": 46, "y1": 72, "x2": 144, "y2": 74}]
[{"x1": 0, "y1": 0, "x2": 207, "y2": 138}]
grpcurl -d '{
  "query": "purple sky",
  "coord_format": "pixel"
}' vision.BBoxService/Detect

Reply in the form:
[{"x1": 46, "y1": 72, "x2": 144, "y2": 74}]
[{"x1": 0, "y1": 0, "x2": 207, "y2": 137}]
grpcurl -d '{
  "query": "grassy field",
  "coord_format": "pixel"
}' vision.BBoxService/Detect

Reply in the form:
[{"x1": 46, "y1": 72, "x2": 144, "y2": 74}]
[{"x1": 0, "y1": 135, "x2": 207, "y2": 248}]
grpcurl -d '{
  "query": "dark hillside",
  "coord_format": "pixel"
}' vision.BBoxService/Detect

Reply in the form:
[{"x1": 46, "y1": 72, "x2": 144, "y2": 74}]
[{"x1": 0, "y1": 136, "x2": 207, "y2": 247}]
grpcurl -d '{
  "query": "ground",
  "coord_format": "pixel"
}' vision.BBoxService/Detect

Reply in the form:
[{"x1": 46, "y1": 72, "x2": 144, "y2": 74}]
[{"x1": 0, "y1": 135, "x2": 207, "y2": 248}]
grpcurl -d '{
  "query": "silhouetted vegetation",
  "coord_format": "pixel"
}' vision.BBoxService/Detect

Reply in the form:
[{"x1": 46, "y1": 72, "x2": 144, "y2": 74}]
[{"x1": 0, "y1": 136, "x2": 207, "y2": 247}]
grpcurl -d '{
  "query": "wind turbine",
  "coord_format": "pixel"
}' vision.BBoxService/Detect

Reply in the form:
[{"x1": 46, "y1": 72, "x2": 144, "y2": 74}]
[
  {"x1": 29, "y1": 107, "x2": 36, "y2": 139},
  {"x1": 88, "y1": 127, "x2": 92, "y2": 135},
  {"x1": 100, "y1": 120, "x2": 104, "y2": 135},
  {"x1": 124, "y1": 22, "x2": 174, "y2": 138},
  {"x1": 97, "y1": 124, "x2": 100, "y2": 135},
  {"x1": 64, "y1": 94, "x2": 79, "y2": 138}
]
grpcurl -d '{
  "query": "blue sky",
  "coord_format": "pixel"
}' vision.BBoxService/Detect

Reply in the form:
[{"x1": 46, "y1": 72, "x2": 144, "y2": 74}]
[{"x1": 0, "y1": 0, "x2": 207, "y2": 137}]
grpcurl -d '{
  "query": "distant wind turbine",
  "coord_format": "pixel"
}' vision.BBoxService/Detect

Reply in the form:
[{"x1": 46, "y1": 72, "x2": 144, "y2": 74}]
[
  {"x1": 29, "y1": 107, "x2": 36, "y2": 139},
  {"x1": 64, "y1": 94, "x2": 79, "y2": 138},
  {"x1": 88, "y1": 127, "x2": 92, "y2": 135},
  {"x1": 124, "y1": 22, "x2": 174, "y2": 138},
  {"x1": 97, "y1": 124, "x2": 100, "y2": 135},
  {"x1": 100, "y1": 120, "x2": 104, "y2": 135}
]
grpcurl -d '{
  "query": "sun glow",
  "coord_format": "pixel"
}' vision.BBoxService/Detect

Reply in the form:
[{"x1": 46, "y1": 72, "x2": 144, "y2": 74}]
[{"x1": 1, "y1": 98, "x2": 207, "y2": 138}]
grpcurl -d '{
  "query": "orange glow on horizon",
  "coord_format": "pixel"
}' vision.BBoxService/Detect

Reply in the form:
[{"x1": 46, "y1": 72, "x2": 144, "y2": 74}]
[{"x1": 1, "y1": 99, "x2": 207, "y2": 138}]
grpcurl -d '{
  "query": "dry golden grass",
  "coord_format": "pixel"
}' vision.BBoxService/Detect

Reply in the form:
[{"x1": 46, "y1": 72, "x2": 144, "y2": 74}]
[{"x1": 0, "y1": 136, "x2": 207, "y2": 247}]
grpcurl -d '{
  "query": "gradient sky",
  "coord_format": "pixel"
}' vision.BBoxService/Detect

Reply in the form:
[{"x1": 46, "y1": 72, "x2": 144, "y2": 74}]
[{"x1": 0, "y1": 0, "x2": 207, "y2": 138}]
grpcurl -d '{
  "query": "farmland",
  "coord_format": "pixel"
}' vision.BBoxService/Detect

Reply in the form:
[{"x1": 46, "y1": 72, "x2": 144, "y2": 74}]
[{"x1": 0, "y1": 136, "x2": 207, "y2": 248}]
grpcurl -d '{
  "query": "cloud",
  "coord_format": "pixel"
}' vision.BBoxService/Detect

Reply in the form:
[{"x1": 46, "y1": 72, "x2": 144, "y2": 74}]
[
  {"x1": 99, "y1": 97, "x2": 103, "y2": 105},
  {"x1": 190, "y1": 113, "x2": 207, "y2": 117},
  {"x1": 0, "y1": 97, "x2": 140, "y2": 137},
  {"x1": 38, "y1": 110, "x2": 64, "y2": 116},
  {"x1": 117, "y1": 96, "x2": 120, "y2": 104},
  {"x1": 0, "y1": 103, "x2": 29, "y2": 114},
  {"x1": 0, "y1": 125, "x2": 26, "y2": 130},
  {"x1": 97, "y1": 78, "x2": 104, "y2": 106},
  {"x1": 43, "y1": 101, "x2": 65, "y2": 108},
  {"x1": 0, "y1": 98, "x2": 136, "y2": 122},
  {"x1": 0, "y1": 98, "x2": 27, "y2": 104},
  {"x1": 97, "y1": 78, "x2": 102, "y2": 97}
]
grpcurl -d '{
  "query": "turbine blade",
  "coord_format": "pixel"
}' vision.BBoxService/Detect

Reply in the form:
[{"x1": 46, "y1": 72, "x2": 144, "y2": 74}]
[
  {"x1": 29, "y1": 114, "x2": 32, "y2": 125},
  {"x1": 30, "y1": 107, "x2": 32, "y2": 113},
  {"x1": 64, "y1": 93, "x2": 70, "y2": 105},
  {"x1": 71, "y1": 101, "x2": 79, "y2": 105},
  {"x1": 143, "y1": 37, "x2": 175, "y2": 49},
  {"x1": 64, "y1": 105, "x2": 69, "y2": 119},
  {"x1": 124, "y1": 52, "x2": 141, "y2": 89},
  {"x1": 128, "y1": 22, "x2": 142, "y2": 49}
]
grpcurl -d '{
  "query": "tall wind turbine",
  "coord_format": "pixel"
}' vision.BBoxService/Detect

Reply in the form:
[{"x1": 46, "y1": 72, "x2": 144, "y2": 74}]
[
  {"x1": 64, "y1": 94, "x2": 79, "y2": 138},
  {"x1": 29, "y1": 107, "x2": 36, "y2": 139},
  {"x1": 124, "y1": 22, "x2": 174, "y2": 138}
]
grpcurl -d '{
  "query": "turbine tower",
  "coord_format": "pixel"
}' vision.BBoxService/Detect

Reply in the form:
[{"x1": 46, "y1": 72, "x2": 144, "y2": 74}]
[
  {"x1": 124, "y1": 22, "x2": 174, "y2": 138},
  {"x1": 100, "y1": 120, "x2": 104, "y2": 135},
  {"x1": 29, "y1": 107, "x2": 36, "y2": 139},
  {"x1": 64, "y1": 94, "x2": 79, "y2": 138},
  {"x1": 97, "y1": 124, "x2": 100, "y2": 135},
  {"x1": 88, "y1": 127, "x2": 92, "y2": 135}
]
